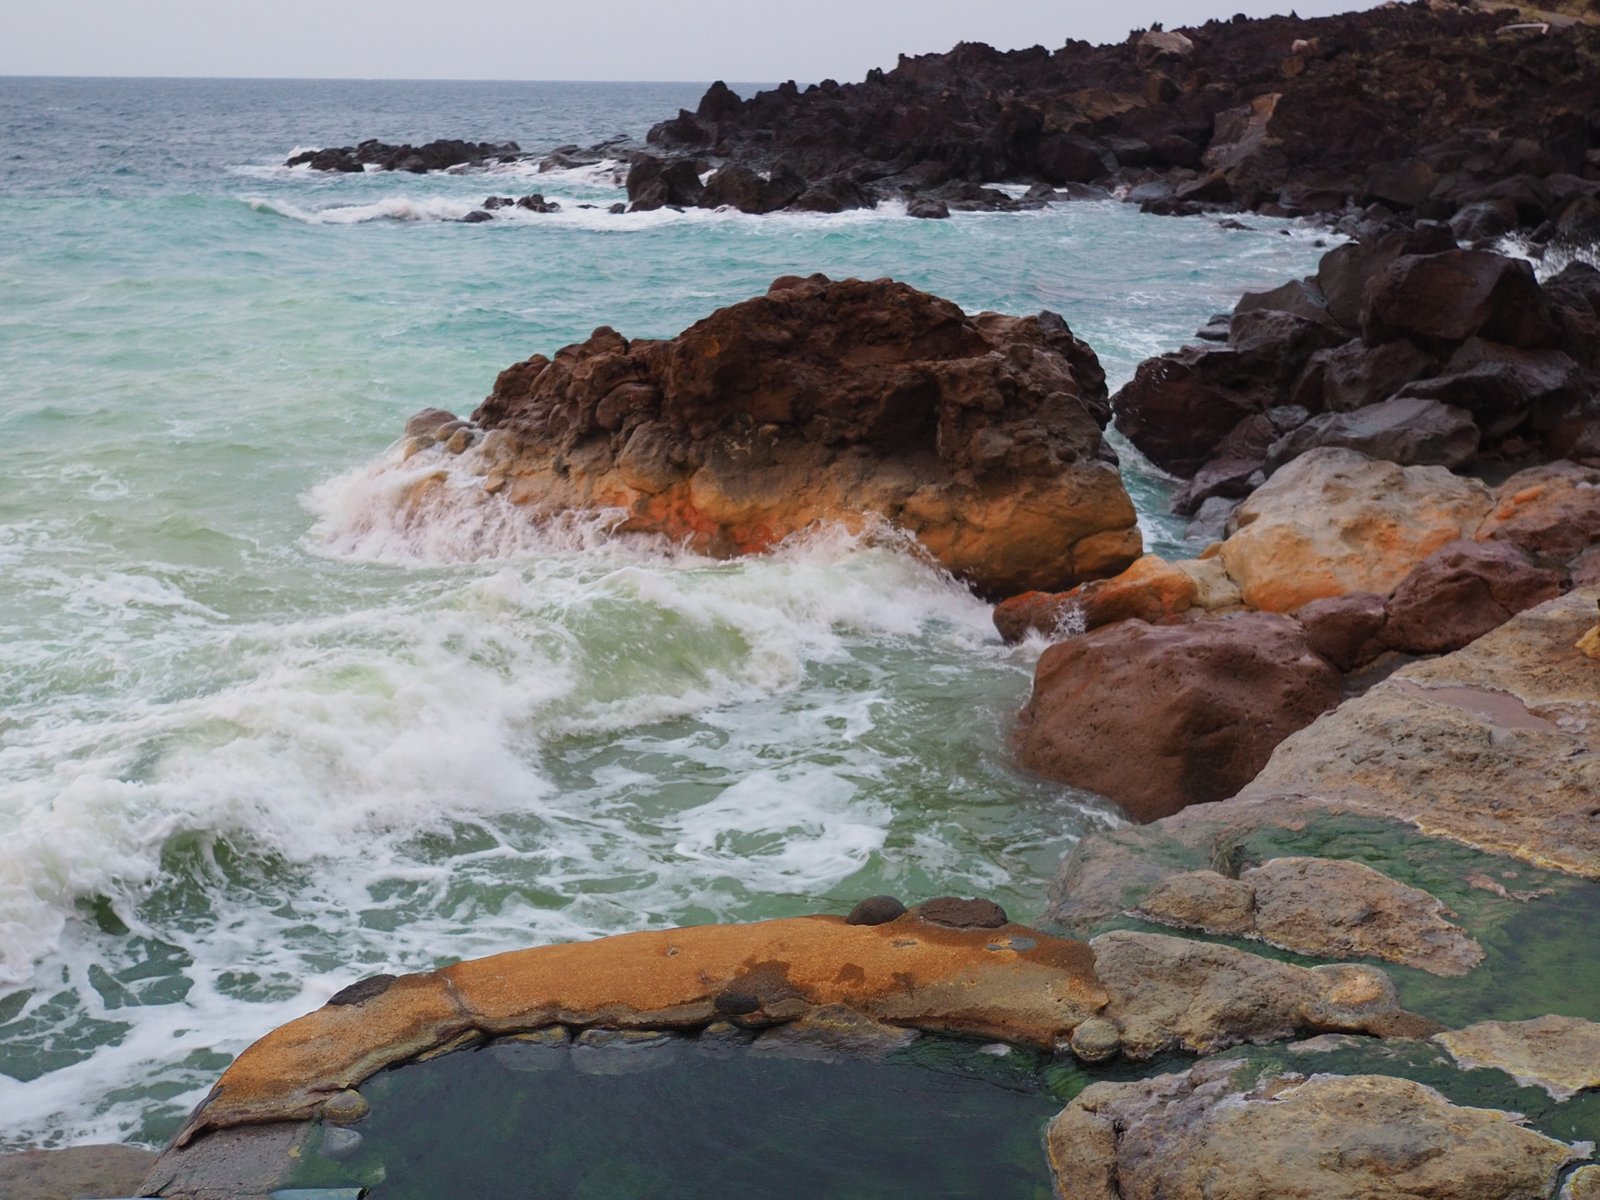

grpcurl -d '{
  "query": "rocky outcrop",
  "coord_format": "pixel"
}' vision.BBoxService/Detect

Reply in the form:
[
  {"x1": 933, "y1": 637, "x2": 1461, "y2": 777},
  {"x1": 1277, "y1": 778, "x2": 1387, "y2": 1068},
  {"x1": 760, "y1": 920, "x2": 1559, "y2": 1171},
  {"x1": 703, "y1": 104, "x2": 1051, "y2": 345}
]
[
  {"x1": 1048, "y1": 585, "x2": 1600, "y2": 942},
  {"x1": 286, "y1": 138, "x2": 521, "y2": 173},
  {"x1": 1114, "y1": 238, "x2": 1600, "y2": 514},
  {"x1": 1437, "y1": 1015, "x2": 1600, "y2": 1101},
  {"x1": 1046, "y1": 1058, "x2": 1583, "y2": 1200},
  {"x1": 1015, "y1": 612, "x2": 1341, "y2": 820},
  {"x1": 407, "y1": 275, "x2": 1141, "y2": 595},
  {"x1": 156, "y1": 900, "x2": 1422, "y2": 1157},
  {"x1": 1144, "y1": 856, "x2": 1483, "y2": 976},
  {"x1": 598, "y1": 7, "x2": 1600, "y2": 226}
]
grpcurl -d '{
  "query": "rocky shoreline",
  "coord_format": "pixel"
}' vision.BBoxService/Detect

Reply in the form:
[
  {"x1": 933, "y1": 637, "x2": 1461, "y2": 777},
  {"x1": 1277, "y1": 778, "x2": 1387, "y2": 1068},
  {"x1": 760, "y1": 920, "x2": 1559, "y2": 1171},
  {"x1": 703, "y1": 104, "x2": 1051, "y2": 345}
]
[
  {"x1": 40, "y1": 6, "x2": 1600, "y2": 1197},
  {"x1": 288, "y1": 1, "x2": 1600, "y2": 239}
]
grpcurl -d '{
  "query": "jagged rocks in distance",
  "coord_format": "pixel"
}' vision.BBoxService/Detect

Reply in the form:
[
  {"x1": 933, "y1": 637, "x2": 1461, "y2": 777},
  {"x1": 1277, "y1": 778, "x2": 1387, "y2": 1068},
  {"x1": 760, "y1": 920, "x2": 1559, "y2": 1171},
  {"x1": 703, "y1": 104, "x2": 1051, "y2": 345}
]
[
  {"x1": 598, "y1": 8, "x2": 1600, "y2": 224},
  {"x1": 285, "y1": 138, "x2": 522, "y2": 173},
  {"x1": 428, "y1": 274, "x2": 1141, "y2": 596}
]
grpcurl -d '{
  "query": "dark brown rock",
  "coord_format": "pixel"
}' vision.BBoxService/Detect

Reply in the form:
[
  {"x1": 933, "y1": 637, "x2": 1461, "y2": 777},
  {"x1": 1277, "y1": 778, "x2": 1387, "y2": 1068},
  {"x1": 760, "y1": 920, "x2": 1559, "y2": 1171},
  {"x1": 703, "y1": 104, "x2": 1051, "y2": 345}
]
[
  {"x1": 915, "y1": 896, "x2": 1009, "y2": 929},
  {"x1": 845, "y1": 896, "x2": 907, "y2": 926},
  {"x1": 1015, "y1": 614, "x2": 1343, "y2": 821},
  {"x1": 1264, "y1": 395, "x2": 1480, "y2": 475},
  {"x1": 1296, "y1": 591, "x2": 1389, "y2": 672},
  {"x1": 1383, "y1": 539, "x2": 1567, "y2": 655},
  {"x1": 1292, "y1": 339, "x2": 1439, "y2": 414},
  {"x1": 1360, "y1": 250, "x2": 1558, "y2": 353}
]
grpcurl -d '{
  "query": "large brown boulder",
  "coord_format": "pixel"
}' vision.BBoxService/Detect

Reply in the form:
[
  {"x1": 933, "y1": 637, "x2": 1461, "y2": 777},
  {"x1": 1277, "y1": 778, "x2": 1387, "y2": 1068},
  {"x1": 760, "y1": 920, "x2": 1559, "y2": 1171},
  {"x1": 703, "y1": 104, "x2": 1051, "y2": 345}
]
[
  {"x1": 1015, "y1": 614, "x2": 1342, "y2": 821},
  {"x1": 445, "y1": 275, "x2": 1141, "y2": 595}
]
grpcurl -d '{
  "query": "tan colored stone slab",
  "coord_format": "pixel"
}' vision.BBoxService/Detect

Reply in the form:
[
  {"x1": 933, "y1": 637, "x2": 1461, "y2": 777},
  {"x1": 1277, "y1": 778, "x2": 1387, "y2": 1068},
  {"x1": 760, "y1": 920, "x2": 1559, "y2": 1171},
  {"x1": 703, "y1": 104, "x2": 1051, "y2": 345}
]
[
  {"x1": 1437, "y1": 1015, "x2": 1600, "y2": 1100},
  {"x1": 1236, "y1": 586, "x2": 1600, "y2": 877},
  {"x1": 1047, "y1": 1059, "x2": 1583, "y2": 1200}
]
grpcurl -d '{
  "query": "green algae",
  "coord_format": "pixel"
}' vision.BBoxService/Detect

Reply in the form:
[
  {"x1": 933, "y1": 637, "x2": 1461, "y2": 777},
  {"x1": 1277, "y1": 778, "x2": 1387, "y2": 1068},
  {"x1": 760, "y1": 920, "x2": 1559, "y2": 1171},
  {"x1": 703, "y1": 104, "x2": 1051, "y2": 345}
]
[{"x1": 1063, "y1": 812, "x2": 1600, "y2": 1030}]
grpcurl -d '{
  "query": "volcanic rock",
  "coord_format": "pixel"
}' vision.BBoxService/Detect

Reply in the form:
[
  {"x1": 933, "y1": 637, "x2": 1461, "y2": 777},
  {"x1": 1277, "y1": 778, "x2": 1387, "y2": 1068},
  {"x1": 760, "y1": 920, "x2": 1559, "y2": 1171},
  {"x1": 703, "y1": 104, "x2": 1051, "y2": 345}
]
[
  {"x1": 1015, "y1": 613, "x2": 1341, "y2": 820},
  {"x1": 1295, "y1": 590, "x2": 1389, "y2": 671},
  {"x1": 454, "y1": 274, "x2": 1141, "y2": 595}
]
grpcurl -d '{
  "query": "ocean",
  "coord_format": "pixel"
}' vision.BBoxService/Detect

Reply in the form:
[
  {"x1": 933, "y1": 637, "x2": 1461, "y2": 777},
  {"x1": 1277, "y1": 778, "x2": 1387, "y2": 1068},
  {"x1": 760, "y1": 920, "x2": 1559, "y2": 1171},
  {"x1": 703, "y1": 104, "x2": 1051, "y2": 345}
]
[{"x1": 0, "y1": 76, "x2": 1336, "y2": 1148}]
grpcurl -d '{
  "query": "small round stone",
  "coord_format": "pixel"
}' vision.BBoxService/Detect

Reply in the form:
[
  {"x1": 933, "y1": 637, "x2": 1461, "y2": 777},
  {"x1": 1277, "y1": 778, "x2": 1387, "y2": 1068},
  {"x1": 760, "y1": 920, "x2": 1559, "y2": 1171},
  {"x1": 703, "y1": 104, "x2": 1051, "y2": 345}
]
[
  {"x1": 320, "y1": 1126, "x2": 364, "y2": 1160},
  {"x1": 321, "y1": 1089, "x2": 370, "y2": 1125},
  {"x1": 1069, "y1": 1017, "x2": 1122, "y2": 1064},
  {"x1": 916, "y1": 896, "x2": 1009, "y2": 929},
  {"x1": 845, "y1": 896, "x2": 907, "y2": 926}
]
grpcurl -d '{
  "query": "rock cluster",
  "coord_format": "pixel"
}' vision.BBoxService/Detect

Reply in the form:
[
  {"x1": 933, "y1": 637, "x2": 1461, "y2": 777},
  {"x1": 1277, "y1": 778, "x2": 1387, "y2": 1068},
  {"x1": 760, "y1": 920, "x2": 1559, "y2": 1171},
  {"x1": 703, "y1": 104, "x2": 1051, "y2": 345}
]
[
  {"x1": 285, "y1": 138, "x2": 521, "y2": 173},
  {"x1": 1114, "y1": 235, "x2": 1600, "y2": 516},
  {"x1": 409, "y1": 274, "x2": 1142, "y2": 596},
  {"x1": 593, "y1": 6, "x2": 1600, "y2": 225}
]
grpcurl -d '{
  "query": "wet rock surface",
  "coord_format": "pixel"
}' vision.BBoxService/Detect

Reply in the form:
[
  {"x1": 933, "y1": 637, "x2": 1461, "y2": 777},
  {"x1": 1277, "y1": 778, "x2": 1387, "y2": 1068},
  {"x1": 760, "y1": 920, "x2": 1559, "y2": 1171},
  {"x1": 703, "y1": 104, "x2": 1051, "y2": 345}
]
[
  {"x1": 1137, "y1": 856, "x2": 1484, "y2": 976},
  {"x1": 1016, "y1": 612, "x2": 1342, "y2": 820},
  {"x1": 1114, "y1": 239, "x2": 1600, "y2": 515},
  {"x1": 1437, "y1": 1015, "x2": 1600, "y2": 1101},
  {"x1": 416, "y1": 274, "x2": 1141, "y2": 595},
  {"x1": 1045, "y1": 1058, "x2": 1584, "y2": 1200}
]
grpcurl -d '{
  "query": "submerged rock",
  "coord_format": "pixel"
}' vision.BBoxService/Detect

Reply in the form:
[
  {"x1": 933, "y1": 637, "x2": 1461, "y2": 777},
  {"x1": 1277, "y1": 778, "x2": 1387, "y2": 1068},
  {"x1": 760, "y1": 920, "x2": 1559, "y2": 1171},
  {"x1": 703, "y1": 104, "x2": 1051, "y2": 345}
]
[
  {"x1": 1016, "y1": 613, "x2": 1342, "y2": 821},
  {"x1": 1046, "y1": 1058, "x2": 1583, "y2": 1200},
  {"x1": 444, "y1": 274, "x2": 1140, "y2": 595},
  {"x1": 1436, "y1": 1015, "x2": 1600, "y2": 1100}
]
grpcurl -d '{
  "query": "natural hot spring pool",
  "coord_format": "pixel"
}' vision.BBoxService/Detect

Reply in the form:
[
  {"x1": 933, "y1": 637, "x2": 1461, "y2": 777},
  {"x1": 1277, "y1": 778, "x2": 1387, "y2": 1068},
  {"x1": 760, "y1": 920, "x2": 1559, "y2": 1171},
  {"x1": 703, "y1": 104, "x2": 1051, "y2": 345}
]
[{"x1": 280, "y1": 1028, "x2": 1074, "y2": 1199}]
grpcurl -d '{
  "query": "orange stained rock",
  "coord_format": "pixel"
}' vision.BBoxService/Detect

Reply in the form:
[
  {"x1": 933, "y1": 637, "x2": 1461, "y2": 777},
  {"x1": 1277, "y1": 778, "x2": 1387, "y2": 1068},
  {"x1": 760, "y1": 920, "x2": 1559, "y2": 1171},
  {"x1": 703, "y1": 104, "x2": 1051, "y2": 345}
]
[{"x1": 178, "y1": 914, "x2": 1106, "y2": 1145}]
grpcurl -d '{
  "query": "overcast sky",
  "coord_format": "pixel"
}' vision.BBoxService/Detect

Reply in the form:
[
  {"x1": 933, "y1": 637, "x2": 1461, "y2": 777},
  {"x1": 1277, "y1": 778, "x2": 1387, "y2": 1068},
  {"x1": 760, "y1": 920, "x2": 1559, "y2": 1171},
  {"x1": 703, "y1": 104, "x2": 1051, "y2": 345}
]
[{"x1": 7, "y1": 0, "x2": 1385, "y2": 82}]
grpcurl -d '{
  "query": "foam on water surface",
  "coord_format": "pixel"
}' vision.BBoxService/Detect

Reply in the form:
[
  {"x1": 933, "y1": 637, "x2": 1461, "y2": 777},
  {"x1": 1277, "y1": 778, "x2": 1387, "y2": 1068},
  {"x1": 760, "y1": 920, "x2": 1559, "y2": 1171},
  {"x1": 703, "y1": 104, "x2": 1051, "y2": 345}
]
[{"x1": 0, "y1": 76, "x2": 1338, "y2": 1149}]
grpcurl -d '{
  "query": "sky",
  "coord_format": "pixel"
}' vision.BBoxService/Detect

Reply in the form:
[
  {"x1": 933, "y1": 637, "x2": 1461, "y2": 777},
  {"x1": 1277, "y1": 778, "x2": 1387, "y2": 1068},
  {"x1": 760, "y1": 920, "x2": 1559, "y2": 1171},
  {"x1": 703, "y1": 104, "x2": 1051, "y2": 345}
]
[{"x1": 6, "y1": 0, "x2": 1386, "y2": 81}]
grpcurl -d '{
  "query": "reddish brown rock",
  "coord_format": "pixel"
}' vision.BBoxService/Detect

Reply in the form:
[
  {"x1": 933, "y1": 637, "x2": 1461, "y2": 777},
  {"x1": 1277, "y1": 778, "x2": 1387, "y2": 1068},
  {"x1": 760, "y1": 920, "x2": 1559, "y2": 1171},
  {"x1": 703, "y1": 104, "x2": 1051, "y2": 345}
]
[
  {"x1": 1383, "y1": 539, "x2": 1567, "y2": 655},
  {"x1": 174, "y1": 913, "x2": 1109, "y2": 1143},
  {"x1": 992, "y1": 555, "x2": 1201, "y2": 642},
  {"x1": 1477, "y1": 461, "x2": 1600, "y2": 566},
  {"x1": 1015, "y1": 614, "x2": 1342, "y2": 821},
  {"x1": 1296, "y1": 591, "x2": 1389, "y2": 672},
  {"x1": 451, "y1": 275, "x2": 1140, "y2": 596}
]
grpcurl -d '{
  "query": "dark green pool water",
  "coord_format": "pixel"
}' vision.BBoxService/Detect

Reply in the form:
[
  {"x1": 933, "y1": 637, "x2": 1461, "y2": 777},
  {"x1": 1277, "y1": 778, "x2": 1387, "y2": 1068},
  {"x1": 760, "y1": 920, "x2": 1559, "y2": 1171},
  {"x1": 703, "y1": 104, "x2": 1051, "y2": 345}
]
[{"x1": 288, "y1": 1034, "x2": 1067, "y2": 1200}]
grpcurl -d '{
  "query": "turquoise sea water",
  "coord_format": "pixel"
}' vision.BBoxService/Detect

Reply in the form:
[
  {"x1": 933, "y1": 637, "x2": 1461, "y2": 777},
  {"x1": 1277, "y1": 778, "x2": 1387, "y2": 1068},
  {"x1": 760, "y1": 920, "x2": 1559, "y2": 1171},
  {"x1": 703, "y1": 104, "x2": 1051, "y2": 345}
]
[{"x1": 0, "y1": 77, "x2": 1336, "y2": 1148}]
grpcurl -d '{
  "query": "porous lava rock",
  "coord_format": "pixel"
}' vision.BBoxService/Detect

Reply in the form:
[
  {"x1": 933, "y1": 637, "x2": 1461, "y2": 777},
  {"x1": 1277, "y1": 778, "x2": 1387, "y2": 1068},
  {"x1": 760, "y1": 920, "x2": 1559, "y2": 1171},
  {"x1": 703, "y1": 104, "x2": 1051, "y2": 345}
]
[
  {"x1": 447, "y1": 274, "x2": 1141, "y2": 595},
  {"x1": 1015, "y1": 613, "x2": 1342, "y2": 821},
  {"x1": 991, "y1": 554, "x2": 1201, "y2": 641},
  {"x1": 1086, "y1": 930, "x2": 1426, "y2": 1058},
  {"x1": 1046, "y1": 1058, "x2": 1582, "y2": 1200}
]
